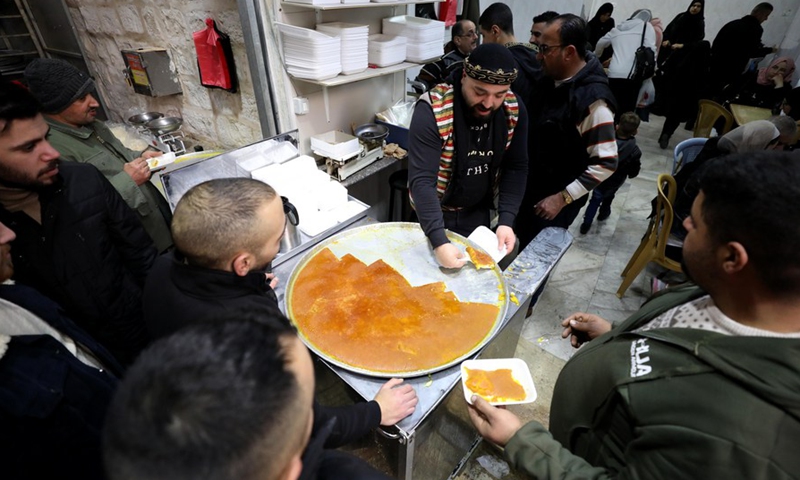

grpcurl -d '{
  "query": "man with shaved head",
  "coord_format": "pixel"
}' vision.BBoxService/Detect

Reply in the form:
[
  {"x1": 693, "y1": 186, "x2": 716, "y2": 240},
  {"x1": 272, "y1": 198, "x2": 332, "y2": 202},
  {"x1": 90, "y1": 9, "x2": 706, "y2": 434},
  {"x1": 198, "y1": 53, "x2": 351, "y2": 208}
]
[
  {"x1": 143, "y1": 178, "x2": 419, "y2": 461},
  {"x1": 143, "y1": 178, "x2": 284, "y2": 338}
]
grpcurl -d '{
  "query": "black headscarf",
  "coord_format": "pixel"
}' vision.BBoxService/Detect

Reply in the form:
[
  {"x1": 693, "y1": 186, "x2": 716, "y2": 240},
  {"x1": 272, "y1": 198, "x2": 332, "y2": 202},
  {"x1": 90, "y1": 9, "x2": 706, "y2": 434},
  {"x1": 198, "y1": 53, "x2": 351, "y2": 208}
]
[
  {"x1": 663, "y1": 0, "x2": 705, "y2": 46},
  {"x1": 588, "y1": 3, "x2": 615, "y2": 48}
]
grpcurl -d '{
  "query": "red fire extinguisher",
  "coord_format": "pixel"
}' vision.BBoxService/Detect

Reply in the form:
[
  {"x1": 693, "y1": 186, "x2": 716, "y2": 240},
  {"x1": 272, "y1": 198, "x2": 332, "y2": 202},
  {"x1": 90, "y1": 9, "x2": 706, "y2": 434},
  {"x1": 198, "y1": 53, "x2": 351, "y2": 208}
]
[{"x1": 193, "y1": 18, "x2": 238, "y2": 93}]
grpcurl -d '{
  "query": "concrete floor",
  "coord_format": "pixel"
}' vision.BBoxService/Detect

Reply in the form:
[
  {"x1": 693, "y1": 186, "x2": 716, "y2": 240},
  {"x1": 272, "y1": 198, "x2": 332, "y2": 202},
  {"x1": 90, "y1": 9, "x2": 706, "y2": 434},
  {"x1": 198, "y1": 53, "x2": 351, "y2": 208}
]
[{"x1": 453, "y1": 114, "x2": 693, "y2": 479}]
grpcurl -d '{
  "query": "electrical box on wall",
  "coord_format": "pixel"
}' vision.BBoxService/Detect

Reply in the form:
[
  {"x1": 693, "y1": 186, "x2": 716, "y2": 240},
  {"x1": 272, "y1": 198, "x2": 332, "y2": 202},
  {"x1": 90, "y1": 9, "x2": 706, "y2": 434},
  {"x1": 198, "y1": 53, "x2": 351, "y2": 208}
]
[{"x1": 121, "y1": 48, "x2": 182, "y2": 97}]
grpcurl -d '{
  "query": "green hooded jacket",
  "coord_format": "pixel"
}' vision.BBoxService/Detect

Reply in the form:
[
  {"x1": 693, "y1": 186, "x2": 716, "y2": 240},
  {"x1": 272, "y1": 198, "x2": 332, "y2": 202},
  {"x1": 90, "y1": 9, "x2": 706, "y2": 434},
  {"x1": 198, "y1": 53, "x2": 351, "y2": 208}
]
[
  {"x1": 45, "y1": 118, "x2": 173, "y2": 252},
  {"x1": 505, "y1": 284, "x2": 800, "y2": 479}
]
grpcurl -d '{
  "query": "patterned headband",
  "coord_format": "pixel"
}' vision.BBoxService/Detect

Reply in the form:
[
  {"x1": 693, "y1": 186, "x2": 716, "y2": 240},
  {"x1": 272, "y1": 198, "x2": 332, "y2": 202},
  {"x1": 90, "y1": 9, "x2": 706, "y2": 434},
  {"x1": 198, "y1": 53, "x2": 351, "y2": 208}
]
[{"x1": 464, "y1": 58, "x2": 518, "y2": 85}]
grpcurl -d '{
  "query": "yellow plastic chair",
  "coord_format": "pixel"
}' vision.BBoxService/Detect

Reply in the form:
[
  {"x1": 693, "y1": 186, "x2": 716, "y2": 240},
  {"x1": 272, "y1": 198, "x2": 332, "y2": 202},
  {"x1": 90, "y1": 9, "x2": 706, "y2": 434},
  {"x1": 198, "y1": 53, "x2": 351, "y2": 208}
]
[
  {"x1": 693, "y1": 100, "x2": 734, "y2": 138},
  {"x1": 617, "y1": 174, "x2": 683, "y2": 298}
]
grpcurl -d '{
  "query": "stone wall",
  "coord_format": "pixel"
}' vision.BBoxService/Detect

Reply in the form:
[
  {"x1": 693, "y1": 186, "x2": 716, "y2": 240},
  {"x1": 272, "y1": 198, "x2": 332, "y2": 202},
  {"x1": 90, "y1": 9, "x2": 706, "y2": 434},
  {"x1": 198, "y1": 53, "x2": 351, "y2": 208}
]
[{"x1": 64, "y1": 0, "x2": 261, "y2": 150}]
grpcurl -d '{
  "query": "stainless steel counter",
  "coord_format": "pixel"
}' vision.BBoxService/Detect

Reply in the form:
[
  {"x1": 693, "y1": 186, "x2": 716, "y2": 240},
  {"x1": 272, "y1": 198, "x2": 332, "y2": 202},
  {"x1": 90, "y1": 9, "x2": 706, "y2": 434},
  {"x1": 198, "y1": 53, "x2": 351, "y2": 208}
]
[{"x1": 273, "y1": 226, "x2": 573, "y2": 479}]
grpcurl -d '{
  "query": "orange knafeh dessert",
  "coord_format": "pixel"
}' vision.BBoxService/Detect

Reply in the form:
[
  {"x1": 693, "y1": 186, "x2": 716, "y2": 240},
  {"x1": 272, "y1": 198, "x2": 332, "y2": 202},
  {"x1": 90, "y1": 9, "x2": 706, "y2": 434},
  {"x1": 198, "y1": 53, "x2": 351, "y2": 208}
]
[
  {"x1": 289, "y1": 248, "x2": 499, "y2": 373},
  {"x1": 464, "y1": 367, "x2": 526, "y2": 403},
  {"x1": 466, "y1": 245, "x2": 494, "y2": 269}
]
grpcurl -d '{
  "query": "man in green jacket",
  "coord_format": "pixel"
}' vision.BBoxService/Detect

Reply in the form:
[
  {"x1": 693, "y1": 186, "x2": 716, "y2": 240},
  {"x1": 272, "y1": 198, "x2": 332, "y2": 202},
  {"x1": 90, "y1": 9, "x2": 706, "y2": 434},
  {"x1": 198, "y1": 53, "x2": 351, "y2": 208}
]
[
  {"x1": 468, "y1": 151, "x2": 800, "y2": 478},
  {"x1": 24, "y1": 59, "x2": 172, "y2": 252}
]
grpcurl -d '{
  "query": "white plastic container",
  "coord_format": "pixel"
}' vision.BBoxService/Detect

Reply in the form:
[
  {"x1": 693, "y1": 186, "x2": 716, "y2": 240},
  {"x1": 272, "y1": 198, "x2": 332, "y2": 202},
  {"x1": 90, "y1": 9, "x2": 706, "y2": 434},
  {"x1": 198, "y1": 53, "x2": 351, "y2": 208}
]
[
  {"x1": 368, "y1": 34, "x2": 406, "y2": 67},
  {"x1": 317, "y1": 181, "x2": 349, "y2": 211},
  {"x1": 382, "y1": 15, "x2": 445, "y2": 42},
  {"x1": 310, "y1": 131, "x2": 360, "y2": 160}
]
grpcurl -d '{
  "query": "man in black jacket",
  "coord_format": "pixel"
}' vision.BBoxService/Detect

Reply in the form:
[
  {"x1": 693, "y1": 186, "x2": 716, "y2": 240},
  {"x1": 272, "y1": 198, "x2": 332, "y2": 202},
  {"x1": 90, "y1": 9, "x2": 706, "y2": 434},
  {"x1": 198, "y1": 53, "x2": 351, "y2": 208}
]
[
  {"x1": 105, "y1": 314, "x2": 390, "y2": 480},
  {"x1": 408, "y1": 43, "x2": 528, "y2": 269},
  {"x1": 516, "y1": 14, "x2": 618, "y2": 249},
  {"x1": 0, "y1": 81, "x2": 156, "y2": 365},
  {"x1": 479, "y1": 2, "x2": 543, "y2": 108},
  {"x1": 709, "y1": 3, "x2": 776, "y2": 97},
  {"x1": 0, "y1": 219, "x2": 122, "y2": 480},
  {"x1": 143, "y1": 178, "x2": 418, "y2": 456}
]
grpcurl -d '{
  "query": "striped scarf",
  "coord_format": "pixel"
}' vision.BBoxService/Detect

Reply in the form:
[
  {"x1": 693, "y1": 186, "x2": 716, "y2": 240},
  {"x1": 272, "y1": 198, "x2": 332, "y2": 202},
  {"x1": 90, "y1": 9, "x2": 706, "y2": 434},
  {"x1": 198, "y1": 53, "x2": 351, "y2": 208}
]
[{"x1": 422, "y1": 84, "x2": 519, "y2": 201}]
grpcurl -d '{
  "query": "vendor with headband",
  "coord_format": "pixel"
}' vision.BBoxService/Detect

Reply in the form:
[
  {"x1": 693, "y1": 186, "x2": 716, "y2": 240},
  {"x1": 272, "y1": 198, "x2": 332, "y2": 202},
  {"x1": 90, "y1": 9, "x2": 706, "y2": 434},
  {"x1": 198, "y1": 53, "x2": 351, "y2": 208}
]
[{"x1": 408, "y1": 43, "x2": 529, "y2": 269}]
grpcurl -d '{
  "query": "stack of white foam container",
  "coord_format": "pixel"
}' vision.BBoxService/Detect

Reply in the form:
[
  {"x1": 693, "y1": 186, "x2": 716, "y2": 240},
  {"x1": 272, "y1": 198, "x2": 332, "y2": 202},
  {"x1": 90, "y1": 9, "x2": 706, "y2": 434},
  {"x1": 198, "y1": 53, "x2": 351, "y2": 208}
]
[
  {"x1": 381, "y1": 15, "x2": 445, "y2": 63},
  {"x1": 277, "y1": 23, "x2": 341, "y2": 81},
  {"x1": 316, "y1": 22, "x2": 369, "y2": 75},
  {"x1": 250, "y1": 154, "x2": 365, "y2": 238},
  {"x1": 367, "y1": 34, "x2": 407, "y2": 67}
]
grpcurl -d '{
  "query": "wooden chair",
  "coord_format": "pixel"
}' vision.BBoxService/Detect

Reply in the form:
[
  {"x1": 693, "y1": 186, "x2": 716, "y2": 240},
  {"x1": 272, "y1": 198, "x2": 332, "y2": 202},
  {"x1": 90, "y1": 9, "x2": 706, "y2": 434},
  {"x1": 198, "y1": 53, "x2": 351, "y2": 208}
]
[
  {"x1": 617, "y1": 174, "x2": 683, "y2": 298},
  {"x1": 693, "y1": 100, "x2": 734, "y2": 138}
]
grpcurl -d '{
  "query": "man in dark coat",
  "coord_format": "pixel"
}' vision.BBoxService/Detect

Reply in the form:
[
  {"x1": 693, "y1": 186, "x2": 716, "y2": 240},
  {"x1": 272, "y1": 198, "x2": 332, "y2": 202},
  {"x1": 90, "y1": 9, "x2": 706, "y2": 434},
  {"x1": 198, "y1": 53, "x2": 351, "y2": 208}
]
[
  {"x1": 516, "y1": 14, "x2": 618, "y2": 249},
  {"x1": 0, "y1": 218, "x2": 122, "y2": 480},
  {"x1": 142, "y1": 178, "x2": 418, "y2": 479},
  {"x1": 709, "y1": 2, "x2": 776, "y2": 97},
  {"x1": 105, "y1": 314, "x2": 388, "y2": 480},
  {"x1": 408, "y1": 43, "x2": 528, "y2": 268},
  {"x1": 478, "y1": 2, "x2": 543, "y2": 108},
  {"x1": 0, "y1": 81, "x2": 156, "y2": 366}
]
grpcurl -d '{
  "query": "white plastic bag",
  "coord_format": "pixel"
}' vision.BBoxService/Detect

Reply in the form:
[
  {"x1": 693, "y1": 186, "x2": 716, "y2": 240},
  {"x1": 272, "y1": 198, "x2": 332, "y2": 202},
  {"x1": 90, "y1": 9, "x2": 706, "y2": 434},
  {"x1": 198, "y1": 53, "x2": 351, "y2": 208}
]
[{"x1": 636, "y1": 78, "x2": 656, "y2": 109}]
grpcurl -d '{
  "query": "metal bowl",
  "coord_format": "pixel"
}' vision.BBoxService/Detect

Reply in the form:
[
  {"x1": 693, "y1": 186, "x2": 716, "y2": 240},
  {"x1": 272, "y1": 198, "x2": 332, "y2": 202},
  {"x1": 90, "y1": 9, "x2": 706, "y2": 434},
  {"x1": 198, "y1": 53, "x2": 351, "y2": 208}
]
[
  {"x1": 353, "y1": 123, "x2": 389, "y2": 142},
  {"x1": 146, "y1": 116, "x2": 183, "y2": 135},
  {"x1": 128, "y1": 111, "x2": 163, "y2": 125}
]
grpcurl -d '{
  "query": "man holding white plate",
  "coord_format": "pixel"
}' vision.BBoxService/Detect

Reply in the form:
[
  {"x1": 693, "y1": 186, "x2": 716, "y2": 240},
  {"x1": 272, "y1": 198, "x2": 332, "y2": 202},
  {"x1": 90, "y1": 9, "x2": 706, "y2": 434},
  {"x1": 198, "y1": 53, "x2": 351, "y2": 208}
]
[{"x1": 467, "y1": 152, "x2": 800, "y2": 478}]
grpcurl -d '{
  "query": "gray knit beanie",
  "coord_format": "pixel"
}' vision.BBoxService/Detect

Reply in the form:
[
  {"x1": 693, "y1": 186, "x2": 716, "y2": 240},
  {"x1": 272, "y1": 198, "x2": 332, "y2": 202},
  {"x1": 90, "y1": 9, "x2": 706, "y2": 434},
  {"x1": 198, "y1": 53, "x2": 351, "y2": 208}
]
[{"x1": 24, "y1": 58, "x2": 96, "y2": 114}]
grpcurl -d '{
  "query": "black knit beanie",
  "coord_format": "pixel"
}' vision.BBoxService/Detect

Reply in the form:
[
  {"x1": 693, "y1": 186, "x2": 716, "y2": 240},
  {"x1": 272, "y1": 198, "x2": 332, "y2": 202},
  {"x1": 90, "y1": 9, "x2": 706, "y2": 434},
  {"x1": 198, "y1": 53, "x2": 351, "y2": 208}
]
[{"x1": 24, "y1": 58, "x2": 96, "y2": 114}]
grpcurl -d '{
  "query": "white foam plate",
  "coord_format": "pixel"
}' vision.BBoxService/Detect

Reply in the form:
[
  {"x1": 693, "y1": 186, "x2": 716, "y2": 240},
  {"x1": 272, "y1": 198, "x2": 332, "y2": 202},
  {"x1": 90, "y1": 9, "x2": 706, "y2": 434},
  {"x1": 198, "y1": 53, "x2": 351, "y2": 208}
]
[
  {"x1": 147, "y1": 151, "x2": 176, "y2": 171},
  {"x1": 462, "y1": 358, "x2": 537, "y2": 406},
  {"x1": 467, "y1": 225, "x2": 508, "y2": 263}
]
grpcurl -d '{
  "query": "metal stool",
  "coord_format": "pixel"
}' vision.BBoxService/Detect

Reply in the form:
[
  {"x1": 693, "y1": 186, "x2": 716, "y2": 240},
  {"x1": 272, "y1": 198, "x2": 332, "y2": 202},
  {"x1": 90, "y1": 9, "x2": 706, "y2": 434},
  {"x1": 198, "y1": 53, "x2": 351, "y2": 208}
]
[{"x1": 388, "y1": 169, "x2": 409, "y2": 221}]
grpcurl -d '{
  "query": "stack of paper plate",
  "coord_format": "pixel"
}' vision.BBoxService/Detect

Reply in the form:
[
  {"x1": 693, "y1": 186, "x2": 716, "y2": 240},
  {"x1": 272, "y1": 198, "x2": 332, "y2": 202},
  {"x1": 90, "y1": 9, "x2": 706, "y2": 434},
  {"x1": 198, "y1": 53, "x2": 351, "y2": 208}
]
[
  {"x1": 368, "y1": 34, "x2": 407, "y2": 67},
  {"x1": 382, "y1": 15, "x2": 445, "y2": 63},
  {"x1": 316, "y1": 22, "x2": 369, "y2": 75},
  {"x1": 277, "y1": 23, "x2": 342, "y2": 81}
]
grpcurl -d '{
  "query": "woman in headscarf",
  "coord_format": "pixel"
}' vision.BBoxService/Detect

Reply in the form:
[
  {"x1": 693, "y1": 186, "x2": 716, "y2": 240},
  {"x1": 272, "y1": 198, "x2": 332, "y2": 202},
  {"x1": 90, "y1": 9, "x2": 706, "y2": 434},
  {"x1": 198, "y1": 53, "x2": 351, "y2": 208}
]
[
  {"x1": 658, "y1": 0, "x2": 705, "y2": 67},
  {"x1": 671, "y1": 119, "x2": 786, "y2": 239},
  {"x1": 718, "y1": 56, "x2": 795, "y2": 111},
  {"x1": 595, "y1": 9, "x2": 657, "y2": 118},
  {"x1": 588, "y1": 3, "x2": 615, "y2": 49},
  {"x1": 656, "y1": 41, "x2": 712, "y2": 149}
]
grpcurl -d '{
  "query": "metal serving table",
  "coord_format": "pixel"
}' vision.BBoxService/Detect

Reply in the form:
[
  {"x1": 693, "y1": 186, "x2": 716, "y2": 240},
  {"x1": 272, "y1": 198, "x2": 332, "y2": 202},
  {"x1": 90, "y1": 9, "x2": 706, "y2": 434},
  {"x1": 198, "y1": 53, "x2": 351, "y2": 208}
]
[{"x1": 273, "y1": 226, "x2": 573, "y2": 480}]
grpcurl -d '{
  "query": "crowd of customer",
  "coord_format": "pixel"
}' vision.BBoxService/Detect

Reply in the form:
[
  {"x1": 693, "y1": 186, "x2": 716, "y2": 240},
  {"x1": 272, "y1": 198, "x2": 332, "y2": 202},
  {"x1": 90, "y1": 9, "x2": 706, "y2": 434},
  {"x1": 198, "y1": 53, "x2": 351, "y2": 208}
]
[{"x1": 1, "y1": 1, "x2": 799, "y2": 479}]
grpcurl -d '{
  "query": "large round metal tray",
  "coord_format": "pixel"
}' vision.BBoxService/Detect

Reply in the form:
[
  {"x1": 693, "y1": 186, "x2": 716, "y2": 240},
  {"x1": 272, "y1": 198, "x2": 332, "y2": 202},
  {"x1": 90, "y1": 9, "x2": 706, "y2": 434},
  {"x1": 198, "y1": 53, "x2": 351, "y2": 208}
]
[{"x1": 284, "y1": 222, "x2": 508, "y2": 377}]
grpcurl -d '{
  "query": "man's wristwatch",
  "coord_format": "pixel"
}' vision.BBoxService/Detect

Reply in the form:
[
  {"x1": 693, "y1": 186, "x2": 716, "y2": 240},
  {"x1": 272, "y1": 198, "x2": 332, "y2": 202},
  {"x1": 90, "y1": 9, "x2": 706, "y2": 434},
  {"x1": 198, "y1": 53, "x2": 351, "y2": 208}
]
[{"x1": 560, "y1": 190, "x2": 573, "y2": 205}]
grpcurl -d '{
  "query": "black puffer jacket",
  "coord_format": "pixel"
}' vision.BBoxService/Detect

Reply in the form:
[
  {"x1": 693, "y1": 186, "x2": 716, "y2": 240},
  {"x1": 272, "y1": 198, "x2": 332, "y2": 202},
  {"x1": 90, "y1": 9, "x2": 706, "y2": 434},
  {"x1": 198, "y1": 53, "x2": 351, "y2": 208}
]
[{"x1": 0, "y1": 162, "x2": 156, "y2": 365}]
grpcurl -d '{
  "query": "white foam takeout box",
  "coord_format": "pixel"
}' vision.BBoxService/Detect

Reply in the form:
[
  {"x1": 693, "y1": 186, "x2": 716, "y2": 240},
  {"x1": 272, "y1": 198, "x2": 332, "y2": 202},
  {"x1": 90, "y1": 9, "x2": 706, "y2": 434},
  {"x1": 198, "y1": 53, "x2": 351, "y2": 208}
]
[
  {"x1": 157, "y1": 129, "x2": 369, "y2": 267},
  {"x1": 461, "y1": 358, "x2": 537, "y2": 406}
]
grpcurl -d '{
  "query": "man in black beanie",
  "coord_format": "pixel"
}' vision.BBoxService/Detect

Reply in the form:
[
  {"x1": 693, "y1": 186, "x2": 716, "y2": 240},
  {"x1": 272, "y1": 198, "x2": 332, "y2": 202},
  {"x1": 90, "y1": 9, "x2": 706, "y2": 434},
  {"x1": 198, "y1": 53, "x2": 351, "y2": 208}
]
[
  {"x1": 24, "y1": 59, "x2": 173, "y2": 252},
  {"x1": 408, "y1": 43, "x2": 529, "y2": 268}
]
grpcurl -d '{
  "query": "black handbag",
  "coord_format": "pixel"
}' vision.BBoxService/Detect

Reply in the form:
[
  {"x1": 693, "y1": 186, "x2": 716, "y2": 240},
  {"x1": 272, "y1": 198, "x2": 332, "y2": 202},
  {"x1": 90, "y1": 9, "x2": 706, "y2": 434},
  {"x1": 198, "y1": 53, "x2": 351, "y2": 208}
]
[{"x1": 629, "y1": 21, "x2": 655, "y2": 82}]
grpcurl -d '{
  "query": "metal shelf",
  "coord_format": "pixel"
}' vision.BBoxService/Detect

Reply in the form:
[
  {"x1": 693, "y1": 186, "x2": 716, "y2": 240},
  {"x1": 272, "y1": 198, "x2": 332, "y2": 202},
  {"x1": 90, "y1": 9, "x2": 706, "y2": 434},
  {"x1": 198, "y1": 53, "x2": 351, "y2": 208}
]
[{"x1": 282, "y1": 0, "x2": 442, "y2": 11}]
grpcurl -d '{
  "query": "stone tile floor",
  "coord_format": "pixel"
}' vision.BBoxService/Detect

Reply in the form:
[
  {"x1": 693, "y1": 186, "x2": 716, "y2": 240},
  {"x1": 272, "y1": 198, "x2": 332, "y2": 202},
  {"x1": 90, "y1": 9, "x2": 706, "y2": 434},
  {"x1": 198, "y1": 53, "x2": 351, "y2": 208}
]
[{"x1": 453, "y1": 114, "x2": 692, "y2": 479}]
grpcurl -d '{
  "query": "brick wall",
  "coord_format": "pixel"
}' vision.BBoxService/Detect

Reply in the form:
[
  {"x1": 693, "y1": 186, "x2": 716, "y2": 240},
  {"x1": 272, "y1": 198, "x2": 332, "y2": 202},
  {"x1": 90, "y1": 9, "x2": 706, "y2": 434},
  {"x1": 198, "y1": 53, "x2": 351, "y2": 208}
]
[{"x1": 65, "y1": 0, "x2": 260, "y2": 150}]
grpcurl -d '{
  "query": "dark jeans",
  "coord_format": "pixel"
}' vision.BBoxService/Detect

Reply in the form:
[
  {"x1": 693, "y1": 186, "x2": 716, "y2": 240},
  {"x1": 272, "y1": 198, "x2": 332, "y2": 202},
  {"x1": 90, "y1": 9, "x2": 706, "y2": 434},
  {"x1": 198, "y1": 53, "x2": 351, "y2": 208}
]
[{"x1": 582, "y1": 185, "x2": 620, "y2": 226}]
